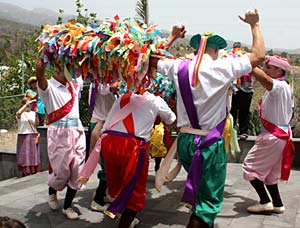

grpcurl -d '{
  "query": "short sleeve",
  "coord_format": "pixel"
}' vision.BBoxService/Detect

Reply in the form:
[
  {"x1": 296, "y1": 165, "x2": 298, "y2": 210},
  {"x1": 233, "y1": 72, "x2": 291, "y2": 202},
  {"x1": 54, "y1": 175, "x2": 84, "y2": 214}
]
[
  {"x1": 269, "y1": 79, "x2": 289, "y2": 98},
  {"x1": 157, "y1": 58, "x2": 182, "y2": 79},
  {"x1": 155, "y1": 96, "x2": 176, "y2": 125}
]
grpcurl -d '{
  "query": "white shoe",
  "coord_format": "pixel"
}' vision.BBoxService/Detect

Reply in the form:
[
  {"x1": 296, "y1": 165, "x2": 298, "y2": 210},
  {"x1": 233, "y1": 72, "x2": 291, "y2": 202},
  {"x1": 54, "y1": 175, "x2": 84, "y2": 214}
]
[
  {"x1": 273, "y1": 206, "x2": 285, "y2": 213},
  {"x1": 48, "y1": 194, "x2": 59, "y2": 210},
  {"x1": 90, "y1": 200, "x2": 109, "y2": 212},
  {"x1": 129, "y1": 218, "x2": 140, "y2": 228},
  {"x1": 62, "y1": 208, "x2": 79, "y2": 220},
  {"x1": 104, "y1": 195, "x2": 114, "y2": 203},
  {"x1": 92, "y1": 192, "x2": 114, "y2": 204},
  {"x1": 247, "y1": 202, "x2": 274, "y2": 213}
]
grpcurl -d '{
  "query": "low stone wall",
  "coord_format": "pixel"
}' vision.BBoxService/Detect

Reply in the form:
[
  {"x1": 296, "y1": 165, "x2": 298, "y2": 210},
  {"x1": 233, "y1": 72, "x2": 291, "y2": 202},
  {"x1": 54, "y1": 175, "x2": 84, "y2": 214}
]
[
  {"x1": 0, "y1": 148, "x2": 20, "y2": 180},
  {"x1": 1, "y1": 128, "x2": 299, "y2": 180}
]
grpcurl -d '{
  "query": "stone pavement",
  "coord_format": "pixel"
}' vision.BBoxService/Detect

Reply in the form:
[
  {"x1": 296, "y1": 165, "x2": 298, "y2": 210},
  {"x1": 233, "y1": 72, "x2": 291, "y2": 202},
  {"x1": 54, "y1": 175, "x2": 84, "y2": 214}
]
[{"x1": 1, "y1": 161, "x2": 300, "y2": 228}]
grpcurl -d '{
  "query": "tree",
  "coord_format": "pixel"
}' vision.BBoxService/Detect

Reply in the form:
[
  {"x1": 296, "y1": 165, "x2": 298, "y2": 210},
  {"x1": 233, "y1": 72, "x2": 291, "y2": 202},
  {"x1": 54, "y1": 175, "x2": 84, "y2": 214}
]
[
  {"x1": 134, "y1": 0, "x2": 149, "y2": 26},
  {"x1": 267, "y1": 49, "x2": 274, "y2": 55},
  {"x1": 281, "y1": 51, "x2": 288, "y2": 58},
  {"x1": 57, "y1": 0, "x2": 98, "y2": 25}
]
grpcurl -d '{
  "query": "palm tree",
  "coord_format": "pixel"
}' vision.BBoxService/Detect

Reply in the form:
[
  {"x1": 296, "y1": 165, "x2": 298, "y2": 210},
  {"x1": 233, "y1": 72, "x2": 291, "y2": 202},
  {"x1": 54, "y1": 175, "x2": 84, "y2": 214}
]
[{"x1": 134, "y1": 0, "x2": 149, "y2": 26}]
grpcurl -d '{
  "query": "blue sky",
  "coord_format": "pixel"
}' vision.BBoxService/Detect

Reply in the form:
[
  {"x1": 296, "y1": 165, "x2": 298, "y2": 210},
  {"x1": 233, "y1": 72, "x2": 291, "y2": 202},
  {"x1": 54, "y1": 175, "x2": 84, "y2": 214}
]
[{"x1": 1, "y1": 0, "x2": 299, "y2": 50}]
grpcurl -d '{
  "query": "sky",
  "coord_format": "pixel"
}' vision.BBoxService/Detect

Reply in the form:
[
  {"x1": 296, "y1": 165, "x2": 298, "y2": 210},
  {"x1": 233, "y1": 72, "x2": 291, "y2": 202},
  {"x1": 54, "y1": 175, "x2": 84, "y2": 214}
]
[{"x1": 1, "y1": 0, "x2": 299, "y2": 50}]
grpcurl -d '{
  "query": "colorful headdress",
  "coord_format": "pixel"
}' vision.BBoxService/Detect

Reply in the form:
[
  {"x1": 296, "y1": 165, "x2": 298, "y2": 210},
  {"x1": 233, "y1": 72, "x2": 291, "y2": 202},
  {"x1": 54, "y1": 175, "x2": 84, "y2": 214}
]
[{"x1": 37, "y1": 16, "x2": 174, "y2": 90}]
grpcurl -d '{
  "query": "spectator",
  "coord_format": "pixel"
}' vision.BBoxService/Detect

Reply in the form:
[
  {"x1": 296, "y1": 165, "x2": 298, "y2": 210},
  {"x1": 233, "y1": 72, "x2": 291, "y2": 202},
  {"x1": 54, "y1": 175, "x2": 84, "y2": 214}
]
[
  {"x1": 230, "y1": 42, "x2": 254, "y2": 140},
  {"x1": 16, "y1": 97, "x2": 40, "y2": 176},
  {"x1": 25, "y1": 77, "x2": 46, "y2": 126}
]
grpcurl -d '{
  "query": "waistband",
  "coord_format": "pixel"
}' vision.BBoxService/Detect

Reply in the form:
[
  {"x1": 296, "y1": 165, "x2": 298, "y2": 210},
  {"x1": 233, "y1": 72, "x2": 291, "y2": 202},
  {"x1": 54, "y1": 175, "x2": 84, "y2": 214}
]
[
  {"x1": 51, "y1": 117, "x2": 82, "y2": 128},
  {"x1": 261, "y1": 125, "x2": 289, "y2": 134},
  {"x1": 103, "y1": 130, "x2": 146, "y2": 144},
  {"x1": 180, "y1": 126, "x2": 209, "y2": 136}
]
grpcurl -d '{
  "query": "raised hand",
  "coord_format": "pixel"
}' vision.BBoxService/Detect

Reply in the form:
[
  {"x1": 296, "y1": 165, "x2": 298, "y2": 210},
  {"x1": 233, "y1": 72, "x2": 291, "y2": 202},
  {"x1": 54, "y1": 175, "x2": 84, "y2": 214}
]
[
  {"x1": 36, "y1": 58, "x2": 45, "y2": 78},
  {"x1": 239, "y1": 9, "x2": 259, "y2": 27},
  {"x1": 171, "y1": 24, "x2": 186, "y2": 39}
]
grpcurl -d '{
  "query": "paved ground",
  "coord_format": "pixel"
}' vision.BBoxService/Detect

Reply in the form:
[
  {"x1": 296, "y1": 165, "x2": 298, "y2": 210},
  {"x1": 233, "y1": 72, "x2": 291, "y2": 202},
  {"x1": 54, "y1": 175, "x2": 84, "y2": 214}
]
[{"x1": 1, "y1": 161, "x2": 300, "y2": 228}]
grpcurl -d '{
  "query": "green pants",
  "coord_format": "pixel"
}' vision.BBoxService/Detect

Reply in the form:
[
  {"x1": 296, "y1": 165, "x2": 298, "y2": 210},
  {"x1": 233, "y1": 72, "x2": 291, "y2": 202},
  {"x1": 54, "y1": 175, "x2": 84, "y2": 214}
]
[
  {"x1": 90, "y1": 122, "x2": 106, "y2": 181},
  {"x1": 177, "y1": 133, "x2": 227, "y2": 227}
]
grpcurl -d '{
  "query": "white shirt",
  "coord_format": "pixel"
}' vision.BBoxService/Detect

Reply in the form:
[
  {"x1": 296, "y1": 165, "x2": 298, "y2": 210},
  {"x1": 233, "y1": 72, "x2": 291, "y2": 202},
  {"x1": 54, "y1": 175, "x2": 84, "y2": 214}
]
[
  {"x1": 102, "y1": 92, "x2": 176, "y2": 141},
  {"x1": 262, "y1": 79, "x2": 293, "y2": 126},
  {"x1": 17, "y1": 111, "x2": 37, "y2": 134},
  {"x1": 90, "y1": 83, "x2": 116, "y2": 121},
  {"x1": 38, "y1": 77, "x2": 80, "y2": 120},
  {"x1": 157, "y1": 54, "x2": 252, "y2": 130}
]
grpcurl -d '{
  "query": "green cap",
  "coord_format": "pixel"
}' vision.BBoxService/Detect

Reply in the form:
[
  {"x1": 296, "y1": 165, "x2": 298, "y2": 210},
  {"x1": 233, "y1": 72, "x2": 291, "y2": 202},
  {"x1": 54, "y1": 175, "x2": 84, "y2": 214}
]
[{"x1": 190, "y1": 32, "x2": 227, "y2": 51}]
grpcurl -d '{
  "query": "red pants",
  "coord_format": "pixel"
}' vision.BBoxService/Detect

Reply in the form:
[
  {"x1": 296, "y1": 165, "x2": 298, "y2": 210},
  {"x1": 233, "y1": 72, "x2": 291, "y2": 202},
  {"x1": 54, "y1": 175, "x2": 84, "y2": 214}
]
[{"x1": 101, "y1": 134, "x2": 149, "y2": 212}]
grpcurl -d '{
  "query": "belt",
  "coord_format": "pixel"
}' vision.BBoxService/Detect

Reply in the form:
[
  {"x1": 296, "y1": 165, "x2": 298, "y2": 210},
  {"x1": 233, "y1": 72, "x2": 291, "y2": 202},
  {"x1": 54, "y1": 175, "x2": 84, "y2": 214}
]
[
  {"x1": 180, "y1": 126, "x2": 209, "y2": 136},
  {"x1": 51, "y1": 117, "x2": 81, "y2": 128}
]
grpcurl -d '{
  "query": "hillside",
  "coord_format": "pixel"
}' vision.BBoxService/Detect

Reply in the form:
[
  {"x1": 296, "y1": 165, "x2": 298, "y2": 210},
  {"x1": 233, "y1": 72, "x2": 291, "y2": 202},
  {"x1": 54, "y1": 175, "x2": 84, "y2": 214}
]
[
  {"x1": 0, "y1": 2, "x2": 73, "y2": 26},
  {"x1": 0, "y1": 18, "x2": 38, "y2": 63}
]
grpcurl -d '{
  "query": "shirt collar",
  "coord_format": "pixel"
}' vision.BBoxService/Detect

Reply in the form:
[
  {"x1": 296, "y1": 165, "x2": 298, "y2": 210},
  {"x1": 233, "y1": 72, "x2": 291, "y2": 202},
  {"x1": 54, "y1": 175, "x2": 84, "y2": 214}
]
[
  {"x1": 50, "y1": 77, "x2": 67, "y2": 89},
  {"x1": 192, "y1": 53, "x2": 213, "y2": 64},
  {"x1": 203, "y1": 53, "x2": 213, "y2": 61}
]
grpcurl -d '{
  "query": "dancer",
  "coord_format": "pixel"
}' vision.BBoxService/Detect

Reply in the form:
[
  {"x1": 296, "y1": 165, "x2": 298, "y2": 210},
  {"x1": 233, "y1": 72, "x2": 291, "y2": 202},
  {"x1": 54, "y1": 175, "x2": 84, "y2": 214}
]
[
  {"x1": 243, "y1": 55, "x2": 294, "y2": 214},
  {"x1": 78, "y1": 91, "x2": 176, "y2": 228},
  {"x1": 88, "y1": 81, "x2": 117, "y2": 212},
  {"x1": 36, "y1": 59, "x2": 86, "y2": 220},
  {"x1": 150, "y1": 9, "x2": 265, "y2": 228}
]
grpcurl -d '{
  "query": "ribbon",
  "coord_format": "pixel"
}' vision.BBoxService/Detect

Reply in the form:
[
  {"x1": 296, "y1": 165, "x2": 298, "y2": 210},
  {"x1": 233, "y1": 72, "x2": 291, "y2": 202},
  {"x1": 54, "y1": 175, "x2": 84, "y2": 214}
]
[
  {"x1": 191, "y1": 36, "x2": 207, "y2": 87},
  {"x1": 47, "y1": 82, "x2": 75, "y2": 124}
]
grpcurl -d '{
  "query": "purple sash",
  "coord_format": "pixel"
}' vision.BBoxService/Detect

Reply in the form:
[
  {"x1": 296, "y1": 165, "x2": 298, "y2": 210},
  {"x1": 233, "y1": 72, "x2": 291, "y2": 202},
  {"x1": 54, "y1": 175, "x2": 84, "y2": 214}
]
[
  {"x1": 89, "y1": 82, "x2": 98, "y2": 114},
  {"x1": 177, "y1": 60, "x2": 226, "y2": 207},
  {"x1": 103, "y1": 130, "x2": 146, "y2": 217},
  {"x1": 178, "y1": 60, "x2": 200, "y2": 129}
]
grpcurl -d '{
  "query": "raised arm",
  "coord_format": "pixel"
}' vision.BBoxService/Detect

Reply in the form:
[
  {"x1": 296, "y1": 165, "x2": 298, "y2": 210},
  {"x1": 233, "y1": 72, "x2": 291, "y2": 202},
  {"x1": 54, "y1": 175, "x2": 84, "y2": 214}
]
[
  {"x1": 16, "y1": 99, "x2": 36, "y2": 118},
  {"x1": 149, "y1": 24, "x2": 186, "y2": 69},
  {"x1": 26, "y1": 92, "x2": 38, "y2": 100},
  {"x1": 239, "y1": 9, "x2": 265, "y2": 68},
  {"x1": 35, "y1": 58, "x2": 48, "y2": 91},
  {"x1": 164, "y1": 24, "x2": 186, "y2": 50},
  {"x1": 252, "y1": 67, "x2": 273, "y2": 91}
]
